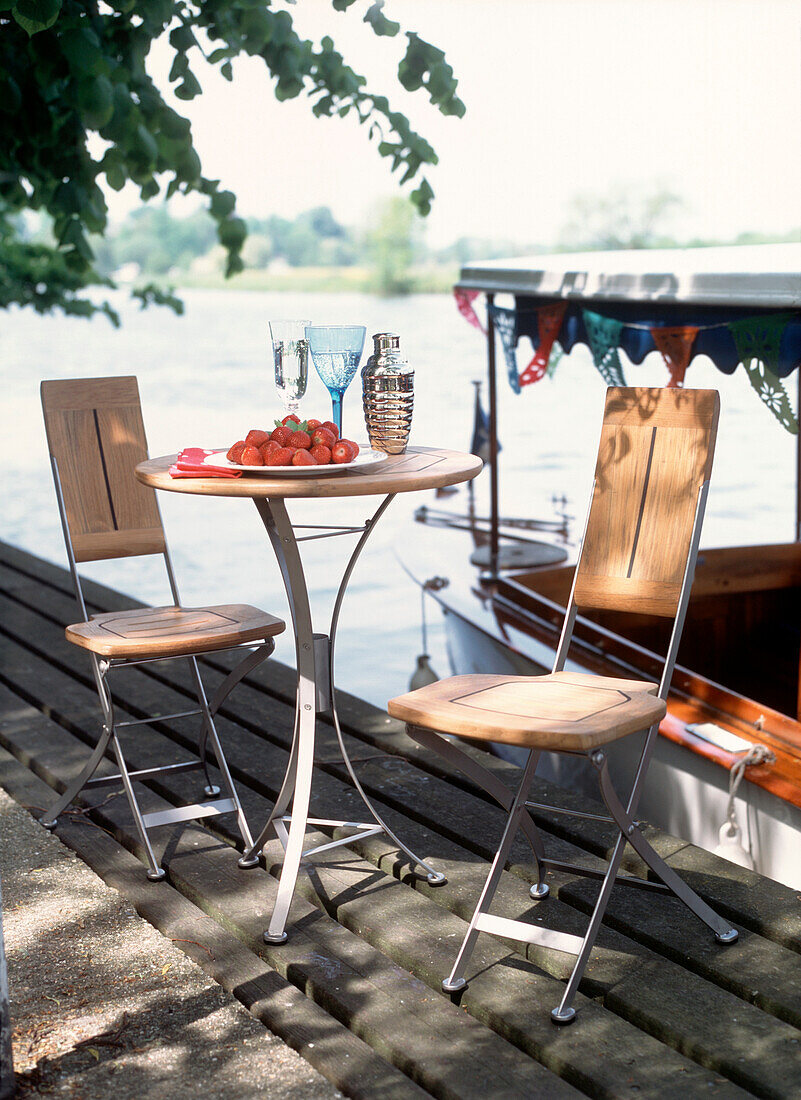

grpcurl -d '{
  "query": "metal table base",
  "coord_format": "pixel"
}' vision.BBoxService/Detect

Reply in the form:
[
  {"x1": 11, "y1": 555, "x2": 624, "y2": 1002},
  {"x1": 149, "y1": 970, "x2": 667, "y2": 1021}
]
[{"x1": 240, "y1": 494, "x2": 446, "y2": 945}]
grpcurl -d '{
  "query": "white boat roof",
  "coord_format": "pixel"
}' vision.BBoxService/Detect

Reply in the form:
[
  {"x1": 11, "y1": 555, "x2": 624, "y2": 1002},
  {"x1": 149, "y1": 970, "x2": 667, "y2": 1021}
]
[{"x1": 457, "y1": 243, "x2": 801, "y2": 309}]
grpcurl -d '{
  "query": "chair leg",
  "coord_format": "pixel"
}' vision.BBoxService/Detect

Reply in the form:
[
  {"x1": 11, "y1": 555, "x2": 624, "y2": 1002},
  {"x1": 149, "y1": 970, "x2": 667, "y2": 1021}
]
[
  {"x1": 408, "y1": 726, "x2": 548, "y2": 896},
  {"x1": 549, "y1": 829, "x2": 629, "y2": 1024},
  {"x1": 197, "y1": 642, "x2": 275, "y2": 797},
  {"x1": 39, "y1": 720, "x2": 114, "y2": 829},
  {"x1": 594, "y1": 750, "x2": 738, "y2": 944},
  {"x1": 41, "y1": 654, "x2": 116, "y2": 828},
  {"x1": 110, "y1": 728, "x2": 166, "y2": 881},
  {"x1": 188, "y1": 657, "x2": 260, "y2": 869},
  {"x1": 442, "y1": 749, "x2": 542, "y2": 993}
]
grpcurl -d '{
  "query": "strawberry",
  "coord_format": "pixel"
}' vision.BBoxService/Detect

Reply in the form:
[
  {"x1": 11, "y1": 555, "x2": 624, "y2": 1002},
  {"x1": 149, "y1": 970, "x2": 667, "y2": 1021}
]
[
  {"x1": 270, "y1": 425, "x2": 292, "y2": 445},
  {"x1": 240, "y1": 445, "x2": 264, "y2": 465},
  {"x1": 292, "y1": 448, "x2": 316, "y2": 466},
  {"x1": 260, "y1": 440, "x2": 280, "y2": 459},
  {"x1": 227, "y1": 440, "x2": 246, "y2": 463},
  {"x1": 321, "y1": 421, "x2": 339, "y2": 440},
  {"x1": 245, "y1": 429, "x2": 270, "y2": 447},
  {"x1": 310, "y1": 444, "x2": 332, "y2": 465},
  {"x1": 305, "y1": 418, "x2": 322, "y2": 430},
  {"x1": 266, "y1": 446, "x2": 294, "y2": 466},
  {"x1": 311, "y1": 427, "x2": 336, "y2": 449},
  {"x1": 287, "y1": 429, "x2": 312, "y2": 450},
  {"x1": 331, "y1": 440, "x2": 355, "y2": 464},
  {"x1": 281, "y1": 414, "x2": 301, "y2": 426},
  {"x1": 340, "y1": 438, "x2": 359, "y2": 457}
]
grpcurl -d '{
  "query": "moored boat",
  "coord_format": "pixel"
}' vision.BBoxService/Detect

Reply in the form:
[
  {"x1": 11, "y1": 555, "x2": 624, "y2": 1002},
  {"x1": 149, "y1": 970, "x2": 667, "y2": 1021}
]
[{"x1": 406, "y1": 244, "x2": 801, "y2": 888}]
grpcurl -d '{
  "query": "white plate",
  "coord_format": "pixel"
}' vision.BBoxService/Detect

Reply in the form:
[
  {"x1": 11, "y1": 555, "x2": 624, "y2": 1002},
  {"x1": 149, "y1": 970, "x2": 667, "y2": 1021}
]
[{"x1": 202, "y1": 447, "x2": 389, "y2": 477}]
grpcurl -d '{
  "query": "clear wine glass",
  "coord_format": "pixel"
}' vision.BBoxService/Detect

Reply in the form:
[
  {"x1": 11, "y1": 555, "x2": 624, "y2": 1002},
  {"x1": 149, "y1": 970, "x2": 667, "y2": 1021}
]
[
  {"x1": 305, "y1": 324, "x2": 366, "y2": 436},
  {"x1": 270, "y1": 319, "x2": 310, "y2": 417}
]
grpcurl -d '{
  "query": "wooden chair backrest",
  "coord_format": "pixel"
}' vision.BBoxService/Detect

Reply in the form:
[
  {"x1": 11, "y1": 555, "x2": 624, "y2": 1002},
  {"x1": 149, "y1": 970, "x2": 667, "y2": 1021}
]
[
  {"x1": 41, "y1": 377, "x2": 167, "y2": 563},
  {"x1": 574, "y1": 387, "x2": 720, "y2": 619}
]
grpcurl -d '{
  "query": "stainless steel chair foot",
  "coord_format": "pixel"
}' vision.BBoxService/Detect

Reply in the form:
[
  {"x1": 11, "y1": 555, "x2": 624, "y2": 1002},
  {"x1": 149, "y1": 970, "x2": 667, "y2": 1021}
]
[
  {"x1": 263, "y1": 930, "x2": 288, "y2": 945},
  {"x1": 237, "y1": 854, "x2": 260, "y2": 869},
  {"x1": 203, "y1": 784, "x2": 221, "y2": 797},
  {"x1": 146, "y1": 868, "x2": 166, "y2": 882},
  {"x1": 715, "y1": 928, "x2": 739, "y2": 944},
  {"x1": 551, "y1": 1006, "x2": 576, "y2": 1025},
  {"x1": 426, "y1": 870, "x2": 447, "y2": 886},
  {"x1": 530, "y1": 882, "x2": 550, "y2": 899},
  {"x1": 442, "y1": 977, "x2": 466, "y2": 994},
  {"x1": 40, "y1": 818, "x2": 58, "y2": 831}
]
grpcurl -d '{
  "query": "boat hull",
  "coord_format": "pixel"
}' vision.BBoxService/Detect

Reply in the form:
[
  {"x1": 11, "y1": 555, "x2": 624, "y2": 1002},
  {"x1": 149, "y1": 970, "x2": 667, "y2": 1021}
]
[{"x1": 443, "y1": 602, "x2": 801, "y2": 889}]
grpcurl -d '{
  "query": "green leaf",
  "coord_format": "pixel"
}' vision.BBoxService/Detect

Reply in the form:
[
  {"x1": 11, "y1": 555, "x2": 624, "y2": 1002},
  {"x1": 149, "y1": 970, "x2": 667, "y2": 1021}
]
[
  {"x1": 76, "y1": 76, "x2": 114, "y2": 129},
  {"x1": 169, "y1": 24, "x2": 197, "y2": 53},
  {"x1": 410, "y1": 177, "x2": 434, "y2": 216},
  {"x1": 60, "y1": 28, "x2": 104, "y2": 75},
  {"x1": 210, "y1": 189, "x2": 236, "y2": 219},
  {"x1": 175, "y1": 70, "x2": 202, "y2": 100},
  {"x1": 12, "y1": 0, "x2": 60, "y2": 34},
  {"x1": 363, "y1": 1, "x2": 399, "y2": 37},
  {"x1": 159, "y1": 107, "x2": 191, "y2": 141},
  {"x1": 0, "y1": 77, "x2": 22, "y2": 114},
  {"x1": 218, "y1": 215, "x2": 246, "y2": 250}
]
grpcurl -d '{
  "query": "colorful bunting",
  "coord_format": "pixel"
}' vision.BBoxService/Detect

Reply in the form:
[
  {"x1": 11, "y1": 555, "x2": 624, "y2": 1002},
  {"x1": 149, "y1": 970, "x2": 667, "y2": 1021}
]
[
  {"x1": 488, "y1": 304, "x2": 520, "y2": 394},
  {"x1": 518, "y1": 302, "x2": 567, "y2": 386},
  {"x1": 454, "y1": 288, "x2": 486, "y2": 334},
  {"x1": 729, "y1": 314, "x2": 798, "y2": 433},
  {"x1": 582, "y1": 310, "x2": 626, "y2": 386},
  {"x1": 650, "y1": 326, "x2": 699, "y2": 388},
  {"x1": 454, "y1": 293, "x2": 800, "y2": 431}
]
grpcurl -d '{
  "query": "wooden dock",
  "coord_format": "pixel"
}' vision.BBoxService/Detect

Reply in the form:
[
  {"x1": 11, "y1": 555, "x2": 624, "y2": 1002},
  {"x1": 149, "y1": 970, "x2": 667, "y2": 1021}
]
[{"x1": 1, "y1": 538, "x2": 801, "y2": 1098}]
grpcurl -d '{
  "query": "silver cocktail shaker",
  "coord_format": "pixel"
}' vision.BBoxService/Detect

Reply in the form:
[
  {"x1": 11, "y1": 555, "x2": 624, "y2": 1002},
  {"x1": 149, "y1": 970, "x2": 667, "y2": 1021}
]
[{"x1": 361, "y1": 332, "x2": 414, "y2": 454}]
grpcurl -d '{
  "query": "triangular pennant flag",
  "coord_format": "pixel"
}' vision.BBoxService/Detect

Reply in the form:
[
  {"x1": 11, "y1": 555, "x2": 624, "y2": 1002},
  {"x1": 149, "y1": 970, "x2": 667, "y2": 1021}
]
[
  {"x1": 650, "y1": 325, "x2": 699, "y2": 387},
  {"x1": 519, "y1": 302, "x2": 567, "y2": 386},
  {"x1": 582, "y1": 310, "x2": 626, "y2": 386},
  {"x1": 453, "y1": 288, "x2": 486, "y2": 334},
  {"x1": 488, "y1": 303, "x2": 520, "y2": 394},
  {"x1": 729, "y1": 314, "x2": 798, "y2": 434},
  {"x1": 547, "y1": 343, "x2": 564, "y2": 378}
]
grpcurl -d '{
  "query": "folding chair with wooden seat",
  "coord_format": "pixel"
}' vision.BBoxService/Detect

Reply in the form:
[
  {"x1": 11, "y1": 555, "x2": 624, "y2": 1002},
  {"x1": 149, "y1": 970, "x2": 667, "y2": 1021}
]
[
  {"x1": 388, "y1": 387, "x2": 738, "y2": 1024},
  {"x1": 41, "y1": 377, "x2": 286, "y2": 880}
]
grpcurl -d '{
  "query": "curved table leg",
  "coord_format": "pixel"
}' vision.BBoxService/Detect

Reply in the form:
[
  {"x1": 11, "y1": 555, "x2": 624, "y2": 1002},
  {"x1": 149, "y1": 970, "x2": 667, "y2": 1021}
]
[
  {"x1": 328, "y1": 494, "x2": 446, "y2": 885},
  {"x1": 251, "y1": 498, "x2": 319, "y2": 943}
]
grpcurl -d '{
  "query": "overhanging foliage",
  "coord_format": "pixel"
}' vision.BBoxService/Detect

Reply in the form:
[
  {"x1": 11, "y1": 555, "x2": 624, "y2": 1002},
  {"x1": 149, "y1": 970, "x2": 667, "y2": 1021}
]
[{"x1": 0, "y1": 0, "x2": 464, "y2": 322}]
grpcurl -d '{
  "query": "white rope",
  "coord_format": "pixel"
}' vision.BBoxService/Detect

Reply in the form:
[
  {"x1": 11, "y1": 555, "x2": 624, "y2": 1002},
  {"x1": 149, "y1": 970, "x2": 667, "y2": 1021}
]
[
  {"x1": 714, "y1": 744, "x2": 776, "y2": 868},
  {"x1": 724, "y1": 744, "x2": 776, "y2": 830}
]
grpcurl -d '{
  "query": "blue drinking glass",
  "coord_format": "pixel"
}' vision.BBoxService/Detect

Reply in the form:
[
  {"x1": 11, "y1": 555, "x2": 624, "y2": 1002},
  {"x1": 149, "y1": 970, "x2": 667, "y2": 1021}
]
[{"x1": 305, "y1": 324, "x2": 367, "y2": 437}]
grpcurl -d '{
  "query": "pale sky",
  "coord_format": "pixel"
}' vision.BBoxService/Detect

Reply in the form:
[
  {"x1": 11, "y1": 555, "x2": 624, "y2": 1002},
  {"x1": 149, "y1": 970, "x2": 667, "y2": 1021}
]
[{"x1": 117, "y1": 0, "x2": 801, "y2": 248}]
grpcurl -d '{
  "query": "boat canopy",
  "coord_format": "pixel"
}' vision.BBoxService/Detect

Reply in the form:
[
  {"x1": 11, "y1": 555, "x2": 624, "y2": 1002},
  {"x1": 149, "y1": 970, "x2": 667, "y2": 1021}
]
[
  {"x1": 454, "y1": 243, "x2": 801, "y2": 567},
  {"x1": 457, "y1": 244, "x2": 801, "y2": 378}
]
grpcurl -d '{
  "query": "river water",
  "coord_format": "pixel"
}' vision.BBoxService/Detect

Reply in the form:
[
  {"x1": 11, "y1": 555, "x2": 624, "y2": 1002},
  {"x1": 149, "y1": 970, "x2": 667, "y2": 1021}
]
[{"x1": 2, "y1": 288, "x2": 795, "y2": 707}]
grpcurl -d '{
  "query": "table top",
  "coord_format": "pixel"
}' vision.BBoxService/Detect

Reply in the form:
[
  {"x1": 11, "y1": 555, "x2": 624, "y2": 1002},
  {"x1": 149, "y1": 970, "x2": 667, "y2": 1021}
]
[{"x1": 136, "y1": 446, "x2": 482, "y2": 499}]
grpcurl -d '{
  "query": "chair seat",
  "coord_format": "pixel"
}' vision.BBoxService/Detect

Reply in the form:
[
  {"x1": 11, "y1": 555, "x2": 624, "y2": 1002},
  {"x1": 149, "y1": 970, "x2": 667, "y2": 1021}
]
[
  {"x1": 388, "y1": 670, "x2": 666, "y2": 752},
  {"x1": 66, "y1": 604, "x2": 285, "y2": 659}
]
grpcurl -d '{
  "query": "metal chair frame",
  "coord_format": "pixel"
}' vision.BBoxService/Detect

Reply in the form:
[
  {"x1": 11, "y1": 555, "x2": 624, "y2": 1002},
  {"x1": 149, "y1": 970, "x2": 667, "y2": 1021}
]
[
  {"x1": 43, "y1": 452, "x2": 272, "y2": 882},
  {"x1": 404, "y1": 394, "x2": 738, "y2": 1024}
]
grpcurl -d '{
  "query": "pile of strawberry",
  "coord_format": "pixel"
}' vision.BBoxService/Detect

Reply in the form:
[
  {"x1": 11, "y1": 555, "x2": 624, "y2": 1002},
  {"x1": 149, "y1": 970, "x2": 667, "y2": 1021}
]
[{"x1": 226, "y1": 415, "x2": 361, "y2": 468}]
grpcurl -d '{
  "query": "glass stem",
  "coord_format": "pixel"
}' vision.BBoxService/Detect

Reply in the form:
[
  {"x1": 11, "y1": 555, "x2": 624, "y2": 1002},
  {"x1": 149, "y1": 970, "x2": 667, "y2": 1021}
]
[{"x1": 330, "y1": 390, "x2": 344, "y2": 436}]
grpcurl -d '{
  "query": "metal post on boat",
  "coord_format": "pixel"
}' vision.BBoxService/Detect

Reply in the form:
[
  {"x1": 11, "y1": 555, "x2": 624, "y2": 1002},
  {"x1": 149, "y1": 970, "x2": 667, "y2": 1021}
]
[
  {"x1": 486, "y1": 292, "x2": 500, "y2": 576},
  {"x1": 796, "y1": 369, "x2": 801, "y2": 541}
]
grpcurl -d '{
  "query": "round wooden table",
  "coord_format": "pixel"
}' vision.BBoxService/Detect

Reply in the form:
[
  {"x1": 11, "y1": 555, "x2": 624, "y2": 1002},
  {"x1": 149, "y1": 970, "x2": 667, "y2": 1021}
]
[{"x1": 136, "y1": 446, "x2": 481, "y2": 943}]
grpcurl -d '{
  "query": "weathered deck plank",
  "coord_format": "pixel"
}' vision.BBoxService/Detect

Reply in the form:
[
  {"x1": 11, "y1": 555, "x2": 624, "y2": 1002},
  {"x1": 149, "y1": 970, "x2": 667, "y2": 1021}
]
[{"x1": 2, "y1": 540, "x2": 801, "y2": 1098}]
